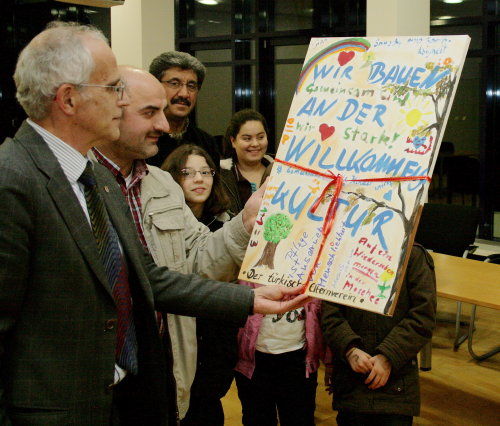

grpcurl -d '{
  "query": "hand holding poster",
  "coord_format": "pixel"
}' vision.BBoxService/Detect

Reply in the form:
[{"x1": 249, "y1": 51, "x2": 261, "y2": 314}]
[{"x1": 239, "y1": 35, "x2": 470, "y2": 315}]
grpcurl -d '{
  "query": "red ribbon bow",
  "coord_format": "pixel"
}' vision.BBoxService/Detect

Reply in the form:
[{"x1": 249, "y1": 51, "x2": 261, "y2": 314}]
[{"x1": 273, "y1": 158, "x2": 431, "y2": 293}]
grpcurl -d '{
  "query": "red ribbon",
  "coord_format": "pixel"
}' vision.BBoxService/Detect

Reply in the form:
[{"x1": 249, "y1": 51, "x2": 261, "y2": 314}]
[{"x1": 273, "y1": 158, "x2": 431, "y2": 293}]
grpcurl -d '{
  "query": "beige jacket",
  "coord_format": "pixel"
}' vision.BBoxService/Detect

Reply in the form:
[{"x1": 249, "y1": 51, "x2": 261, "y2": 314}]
[{"x1": 140, "y1": 166, "x2": 249, "y2": 418}]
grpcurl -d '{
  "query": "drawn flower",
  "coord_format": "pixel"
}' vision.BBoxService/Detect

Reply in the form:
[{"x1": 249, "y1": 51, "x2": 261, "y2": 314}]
[
  {"x1": 361, "y1": 51, "x2": 376, "y2": 68},
  {"x1": 365, "y1": 51, "x2": 375, "y2": 61},
  {"x1": 380, "y1": 268, "x2": 395, "y2": 282}
]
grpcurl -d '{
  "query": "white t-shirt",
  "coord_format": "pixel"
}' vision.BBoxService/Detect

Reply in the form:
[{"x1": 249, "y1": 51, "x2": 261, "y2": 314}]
[{"x1": 255, "y1": 307, "x2": 306, "y2": 354}]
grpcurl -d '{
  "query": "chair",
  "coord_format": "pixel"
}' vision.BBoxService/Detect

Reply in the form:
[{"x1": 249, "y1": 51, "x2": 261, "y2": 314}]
[
  {"x1": 433, "y1": 141, "x2": 454, "y2": 197},
  {"x1": 440, "y1": 141, "x2": 455, "y2": 155},
  {"x1": 467, "y1": 254, "x2": 500, "y2": 360},
  {"x1": 415, "y1": 203, "x2": 480, "y2": 349},
  {"x1": 446, "y1": 155, "x2": 480, "y2": 206}
]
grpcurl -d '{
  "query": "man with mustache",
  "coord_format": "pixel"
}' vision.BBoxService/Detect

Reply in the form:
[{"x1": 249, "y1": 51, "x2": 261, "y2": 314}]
[
  {"x1": 147, "y1": 51, "x2": 219, "y2": 169},
  {"x1": 91, "y1": 65, "x2": 262, "y2": 421}
]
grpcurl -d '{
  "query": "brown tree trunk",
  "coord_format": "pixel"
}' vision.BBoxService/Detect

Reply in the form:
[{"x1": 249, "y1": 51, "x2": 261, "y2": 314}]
[{"x1": 254, "y1": 241, "x2": 278, "y2": 269}]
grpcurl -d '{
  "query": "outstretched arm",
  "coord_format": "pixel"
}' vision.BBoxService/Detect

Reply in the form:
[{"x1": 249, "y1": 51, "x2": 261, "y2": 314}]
[
  {"x1": 253, "y1": 284, "x2": 311, "y2": 314},
  {"x1": 242, "y1": 178, "x2": 268, "y2": 233}
]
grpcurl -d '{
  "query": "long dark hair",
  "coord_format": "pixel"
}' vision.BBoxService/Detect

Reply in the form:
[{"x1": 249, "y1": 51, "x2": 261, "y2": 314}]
[
  {"x1": 162, "y1": 144, "x2": 231, "y2": 217},
  {"x1": 222, "y1": 108, "x2": 269, "y2": 160}
]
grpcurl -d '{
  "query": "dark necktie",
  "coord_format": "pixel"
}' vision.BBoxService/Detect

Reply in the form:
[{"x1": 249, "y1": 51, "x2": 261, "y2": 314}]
[{"x1": 79, "y1": 162, "x2": 138, "y2": 375}]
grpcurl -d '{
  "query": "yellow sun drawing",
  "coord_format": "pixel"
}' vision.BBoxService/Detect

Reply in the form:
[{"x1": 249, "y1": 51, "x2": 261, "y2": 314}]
[{"x1": 397, "y1": 98, "x2": 433, "y2": 130}]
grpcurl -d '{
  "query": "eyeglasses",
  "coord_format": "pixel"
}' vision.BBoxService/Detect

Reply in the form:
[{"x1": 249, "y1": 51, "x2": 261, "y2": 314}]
[
  {"x1": 160, "y1": 79, "x2": 199, "y2": 93},
  {"x1": 180, "y1": 168, "x2": 215, "y2": 179},
  {"x1": 76, "y1": 82, "x2": 126, "y2": 100}
]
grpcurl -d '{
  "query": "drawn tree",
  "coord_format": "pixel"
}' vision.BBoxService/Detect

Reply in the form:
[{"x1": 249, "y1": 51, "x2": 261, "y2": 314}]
[
  {"x1": 384, "y1": 60, "x2": 459, "y2": 172},
  {"x1": 363, "y1": 61, "x2": 461, "y2": 312},
  {"x1": 254, "y1": 213, "x2": 293, "y2": 270},
  {"x1": 341, "y1": 182, "x2": 423, "y2": 314}
]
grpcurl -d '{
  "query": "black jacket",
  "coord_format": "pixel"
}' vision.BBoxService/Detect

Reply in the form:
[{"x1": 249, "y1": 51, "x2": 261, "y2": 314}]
[
  {"x1": 220, "y1": 156, "x2": 273, "y2": 215},
  {"x1": 182, "y1": 211, "x2": 238, "y2": 424},
  {"x1": 147, "y1": 122, "x2": 220, "y2": 168},
  {"x1": 321, "y1": 244, "x2": 436, "y2": 417}
]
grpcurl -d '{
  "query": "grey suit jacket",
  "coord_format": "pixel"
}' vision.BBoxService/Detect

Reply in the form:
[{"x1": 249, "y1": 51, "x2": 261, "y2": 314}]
[{"x1": 0, "y1": 121, "x2": 253, "y2": 425}]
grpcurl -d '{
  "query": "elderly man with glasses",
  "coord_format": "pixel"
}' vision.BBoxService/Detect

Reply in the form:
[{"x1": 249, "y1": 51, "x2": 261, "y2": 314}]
[
  {"x1": 0, "y1": 23, "x2": 309, "y2": 425},
  {"x1": 148, "y1": 51, "x2": 220, "y2": 169}
]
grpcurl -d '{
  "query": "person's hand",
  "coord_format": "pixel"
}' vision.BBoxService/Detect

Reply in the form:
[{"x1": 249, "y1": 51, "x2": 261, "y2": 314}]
[
  {"x1": 324, "y1": 365, "x2": 334, "y2": 395},
  {"x1": 365, "y1": 354, "x2": 392, "y2": 390},
  {"x1": 252, "y1": 284, "x2": 311, "y2": 314},
  {"x1": 242, "y1": 178, "x2": 269, "y2": 233},
  {"x1": 346, "y1": 347, "x2": 373, "y2": 374}
]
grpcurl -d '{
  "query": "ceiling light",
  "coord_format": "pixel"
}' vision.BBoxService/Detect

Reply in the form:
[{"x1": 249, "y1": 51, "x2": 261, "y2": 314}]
[
  {"x1": 443, "y1": 0, "x2": 463, "y2": 4},
  {"x1": 197, "y1": 0, "x2": 219, "y2": 5}
]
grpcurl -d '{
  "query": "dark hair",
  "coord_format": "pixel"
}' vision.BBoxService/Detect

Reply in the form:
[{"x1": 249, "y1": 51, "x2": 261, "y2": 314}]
[
  {"x1": 149, "y1": 51, "x2": 206, "y2": 88},
  {"x1": 222, "y1": 109, "x2": 269, "y2": 160},
  {"x1": 162, "y1": 144, "x2": 231, "y2": 217}
]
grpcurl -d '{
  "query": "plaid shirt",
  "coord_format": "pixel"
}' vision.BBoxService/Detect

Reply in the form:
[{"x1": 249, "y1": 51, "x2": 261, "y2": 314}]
[
  {"x1": 92, "y1": 149, "x2": 166, "y2": 335},
  {"x1": 92, "y1": 148, "x2": 149, "y2": 252}
]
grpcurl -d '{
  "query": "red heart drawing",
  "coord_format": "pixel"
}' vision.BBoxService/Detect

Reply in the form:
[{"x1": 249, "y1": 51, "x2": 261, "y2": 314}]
[
  {"x1": 338, "y1": 51, "x2": 355, "y2": 66},
  {"x1": 319, "y1": 123, "x2": 335, "y2": 141}
]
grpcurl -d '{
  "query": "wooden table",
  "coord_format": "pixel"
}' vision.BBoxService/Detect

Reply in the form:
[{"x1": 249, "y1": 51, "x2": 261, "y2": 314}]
[
  {"x1": 420, "y1": 252, "x2": 500, "y2": 369},
  {"x1": 432, "y1": 252, "x2": 500, "y2": 310}
]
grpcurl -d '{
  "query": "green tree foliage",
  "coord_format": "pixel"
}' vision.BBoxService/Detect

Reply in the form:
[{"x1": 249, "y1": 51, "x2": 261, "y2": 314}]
[{"x1": 263, "y1": 213, "x2": 293, "y2": 244}]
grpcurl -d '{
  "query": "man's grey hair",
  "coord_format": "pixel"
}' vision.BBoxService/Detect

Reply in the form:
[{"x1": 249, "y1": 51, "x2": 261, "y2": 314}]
[
  {"x1": 14, "y1": 21, "x2": 108, "y2": 120},
  {"x1": 149, "y1": 51, "x2": 206, "y2": 88}
]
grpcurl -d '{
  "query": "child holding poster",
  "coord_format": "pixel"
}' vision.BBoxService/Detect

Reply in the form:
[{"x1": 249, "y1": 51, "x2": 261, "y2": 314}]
[
  {"x1": 234, "y1": 288, "x2": 328, "y2": 425},
  {"x1": 321, "y1": 243, "x2": 436, "y2": 425},
  {"x1": 223, "y1": 108, "x2": 328, "y2": 425}
]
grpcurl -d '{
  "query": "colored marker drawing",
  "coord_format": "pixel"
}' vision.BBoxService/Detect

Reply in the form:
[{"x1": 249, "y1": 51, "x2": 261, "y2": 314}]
[
  {"x1": 239, "y1": 35, "x2": 470, "y2": 316},
  {"x1": 254, "y1": 213, "x2": 293, "y2": 270}
]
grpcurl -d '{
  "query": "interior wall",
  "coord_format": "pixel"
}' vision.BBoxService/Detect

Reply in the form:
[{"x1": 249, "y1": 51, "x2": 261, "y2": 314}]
[
  {"x1": 111, "y1": 0, "x2": 175, "y2": 70},
  {"x1": 367, "y1": 0, "x2": 430, "y2": 36},
  {"x1": 196, "y1": 65, "x2": 233, "y2": 138},
  {"x1": 111, "y1": 1, "x2": 142, "y2": 67}
]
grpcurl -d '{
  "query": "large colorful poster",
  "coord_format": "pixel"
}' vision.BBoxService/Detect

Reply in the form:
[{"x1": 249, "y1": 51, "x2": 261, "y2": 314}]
[{"x1": 239, "y1": 35, "x2": 470, "y2": 315}]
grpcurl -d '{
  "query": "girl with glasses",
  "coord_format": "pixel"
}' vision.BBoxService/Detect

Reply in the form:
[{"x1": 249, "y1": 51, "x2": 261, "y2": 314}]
[
  {"x1": 162, "y1": 144, "x2": 236, "y2": 426},
  {"x1": 163, "y1": 144, "x2": 231, "y2": 230}
]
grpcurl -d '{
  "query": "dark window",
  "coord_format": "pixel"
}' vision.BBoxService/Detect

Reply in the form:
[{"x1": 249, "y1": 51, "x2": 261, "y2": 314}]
[
  {"x1": 0, "y1": 0, "x2": 110, "y2": 143},
  {"x1": 177, "y1": 0, "x2": 499, "y2": 240}
]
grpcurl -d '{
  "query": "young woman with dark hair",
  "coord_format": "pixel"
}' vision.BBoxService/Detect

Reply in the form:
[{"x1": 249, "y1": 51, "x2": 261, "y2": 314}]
[
  {"x1": 221, "y1": 108, "x2": 274, "y2": 214},
  {"x1": 222, "y1": 110, "x2": 329, "y2": 426}
]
